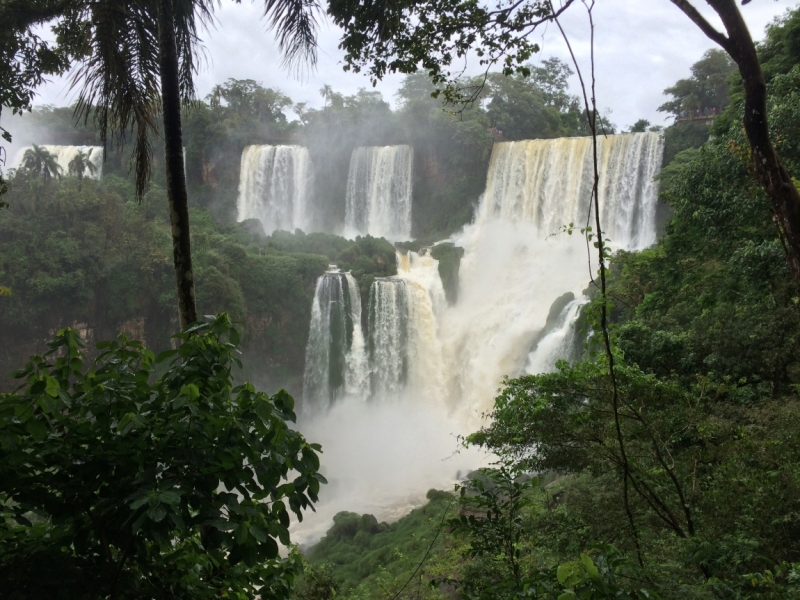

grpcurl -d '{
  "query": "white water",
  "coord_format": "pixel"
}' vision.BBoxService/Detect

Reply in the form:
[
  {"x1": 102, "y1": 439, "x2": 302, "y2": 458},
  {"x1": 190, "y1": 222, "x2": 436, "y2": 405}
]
[
  {"x1": 525, "y1": 296, "x2": 590, "y2": 375},
  {"x1": 12, "y1": 145, "x2": 103, "y2": 179},
  {"x1": 343, "y1": 273, "x2": 370, "y2": 402},
  {"x1": 480, "y1": 133, "x2": 662, "y2": 249},
  {"x1": 368, "y1": 278, "x2": 408, "y2": 396},
  {"x1": 344, "y1": 145, "x2": 413, "y2": 241},
  {"x1": 441, "y1": 132, "x2": 663, "y2": 424},
  {"x1": 295, "y1": 132, "x2": 663, "y2": 543},
  {"x1": 237, "y1": 145, "x2": 311, "y2": 235},
  {"x1": 303, "y1": 270, "x2": 368, "y2": 414}
]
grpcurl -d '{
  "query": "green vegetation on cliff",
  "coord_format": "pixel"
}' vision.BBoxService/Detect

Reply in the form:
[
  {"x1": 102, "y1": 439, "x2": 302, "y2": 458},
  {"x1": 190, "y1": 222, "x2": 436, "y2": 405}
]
[{"x1": 0, "y1": 172, "x2": 396, "y2": 393}]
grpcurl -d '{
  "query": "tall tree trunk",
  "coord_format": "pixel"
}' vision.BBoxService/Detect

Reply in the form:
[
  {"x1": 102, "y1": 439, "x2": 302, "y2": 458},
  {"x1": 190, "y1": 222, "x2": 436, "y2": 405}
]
[
  {"x1": 671, "y1": 0, "x2": 800, "y2": 289},
  {"x1": 157, "y1": 0, "x2": 197, "y2": 329}
]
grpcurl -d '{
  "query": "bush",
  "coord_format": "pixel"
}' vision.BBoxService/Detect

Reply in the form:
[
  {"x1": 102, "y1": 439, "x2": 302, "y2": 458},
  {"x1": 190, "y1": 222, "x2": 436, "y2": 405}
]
[{"x1": 0, "y1": 314, "x2": 325, "y2": 599}]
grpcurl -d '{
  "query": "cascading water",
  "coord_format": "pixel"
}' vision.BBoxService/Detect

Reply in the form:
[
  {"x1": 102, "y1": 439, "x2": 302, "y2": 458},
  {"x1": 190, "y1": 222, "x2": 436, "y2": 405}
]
[
  {"x1": 366, "y1": 249, "x2": 447, "y2": 398},
  {"x1": 12, "y1": 145, "x2": 104, "y2": 179},
  {"x1": 480, "y1": 133, "x2": 663, "y2": 249},
  {"x1": 368, "y1": 278, "x2": 408, "y2": 395},
  {"x1": 344, "y1": 145, "x2": 413, "y2": 240},
  {"x1": 295, "y1": 132, "x2": 663, "y2": 543},
  {"x1": 303, "y1": 270, "x2": 368, "y2": 414},
  {"x1": 237, "y1": 145, "x2": 311, "y2": 235},
  {"x1": 525, "y1": 296, "x2": 590, "y2": 375},
  {"x1": 442, "y1": 132, "x2": 663, "y2": 422}
]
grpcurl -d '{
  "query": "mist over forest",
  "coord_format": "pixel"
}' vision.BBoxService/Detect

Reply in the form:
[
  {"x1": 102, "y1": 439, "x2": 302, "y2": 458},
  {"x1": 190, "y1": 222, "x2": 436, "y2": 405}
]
[{"x1": 3, "y1": 1, "x2": 800, "y2": 599}]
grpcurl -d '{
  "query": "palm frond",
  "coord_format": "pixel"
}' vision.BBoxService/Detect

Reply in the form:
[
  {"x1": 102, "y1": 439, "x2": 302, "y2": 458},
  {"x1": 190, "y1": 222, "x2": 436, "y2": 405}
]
[
  {"x1": 262, "y1": 0, "x2": 321, "y2": 71},
  {"x1": 69, "y1": 0, "x2": 160, "y2": 199},
  {"x1": 173, "y1": 0, "x2": 218, "y2": 106}
]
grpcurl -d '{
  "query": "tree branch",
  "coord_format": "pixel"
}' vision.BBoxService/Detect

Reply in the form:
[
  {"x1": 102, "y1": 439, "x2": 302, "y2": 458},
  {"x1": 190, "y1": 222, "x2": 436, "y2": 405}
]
[{"x1": 668, "y1": 0, "x2": 732, "y2": 53}]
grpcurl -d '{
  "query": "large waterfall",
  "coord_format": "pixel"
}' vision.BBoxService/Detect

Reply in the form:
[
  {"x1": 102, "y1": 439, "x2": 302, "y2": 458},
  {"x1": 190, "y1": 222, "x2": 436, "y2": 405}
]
[
  {"x1": 237, "y1": 145, "x2": 311, "y2": 235},
  {"x1": 367, "y1": 251, "x2": 447, "y2": 398},
  {"x1": 344, "y1": 145, "x2": 413, "y2": 240},
  {"x1": 295, "y1": 132, "x2": 663, "y2": 542},
  {"x1": 480, "y1": 133, "x2": 662, "y2": 249},
  {"x1": 303, "y1": 270, "x2": 368, "y2": 413},
  {"x1": 441, "y1": 132, "x2": 663, "y2": 420},
  {"x1": 368, "y1": 278, "x2": 408, "y2": 395},
  {"x1": 12, "y1": 145, "x2": 103, "y2": 179}
]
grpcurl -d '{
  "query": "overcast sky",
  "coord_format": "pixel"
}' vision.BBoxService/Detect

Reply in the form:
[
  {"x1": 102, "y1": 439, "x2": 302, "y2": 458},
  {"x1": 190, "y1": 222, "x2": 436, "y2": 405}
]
[{"x1": 22, "y1": 0, "x2": 800, "y2": 131}]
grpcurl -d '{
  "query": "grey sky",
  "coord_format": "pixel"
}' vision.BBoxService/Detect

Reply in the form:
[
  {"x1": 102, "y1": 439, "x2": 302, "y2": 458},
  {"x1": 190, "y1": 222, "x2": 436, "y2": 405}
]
[{"x1": 22, "y1": 1, "x2": 800, "y2": 131}]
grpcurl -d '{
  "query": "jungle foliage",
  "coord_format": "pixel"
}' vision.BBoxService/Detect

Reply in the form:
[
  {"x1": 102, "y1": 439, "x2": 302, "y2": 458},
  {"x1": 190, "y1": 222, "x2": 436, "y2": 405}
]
[
  {"x1": 0, "y1": 171, "x2": 395, "y2": 395},
  {"x1": 0, "y1": 315, "x2": 324, "y2": 599}
]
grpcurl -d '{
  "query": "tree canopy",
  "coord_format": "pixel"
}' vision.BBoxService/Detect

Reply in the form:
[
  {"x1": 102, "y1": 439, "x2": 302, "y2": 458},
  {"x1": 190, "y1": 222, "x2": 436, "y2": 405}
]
[{"x1": 658, "y1": 49, "x2": 736, "y2": 118}]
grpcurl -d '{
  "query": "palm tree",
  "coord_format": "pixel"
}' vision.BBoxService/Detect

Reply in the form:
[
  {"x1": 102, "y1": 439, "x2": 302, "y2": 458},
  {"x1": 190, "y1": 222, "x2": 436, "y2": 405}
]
[
  {"x1": 70, "y1": 0, "x2": 321, "y2": 329},
  {"x1": 67, "y1": 150, "x2": 98, "y2": 180},
  {"x1": 21, "y1": 145, "x2": 62, "y2": 182},
  {"x1": 320, "y1": 83, "x2": 333, "y2": 107}
]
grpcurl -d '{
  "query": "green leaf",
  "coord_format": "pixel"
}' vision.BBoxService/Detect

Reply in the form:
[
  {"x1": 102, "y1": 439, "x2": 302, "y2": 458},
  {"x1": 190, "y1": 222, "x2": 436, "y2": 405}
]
[
  {"x1": 130, "y1": 495, "x2": 151, "y2": 510},
  {"x1": 15, "y1": 403, "x2": 35, "y2": 422},
  {"x1": 234, "y1": 522, "x2": 249, "y2": 544},
  {"x1": 155, "y1": 349, "x2": 178, "y2": 363},
  {"x1": 249, "y1": 524, "x2": 267, "y2": 543},
  {"x1": 147, "y1": 504, "x2": 168, "y2": 523},
  {"x1": 159, "y1": 491, "x2": 181, "y2": 505},
  {"x1": 180, "y1": 383, "x2": 200, "y2": 400},
  {"x1": 557, "y1": 562, "x2": 575, "y2": 585},
  {"x1": 263, "y1": 536, "x2": 279, "y2": 559},
  {"x1": 25, "y1": 418, "x2": 47, "y2": 441},
  {"x1": 206, "y1": 519, "x2": 237, "y2": 532},
  {"x1": 254, "y1": 399, "x2": 273, "y2": 423},
  {"x1": 580, "y1": 553, "x2": 598, "y2": 578},
  {"x1": 44, "y1": 376, "x2": 60, "y2": 398}
]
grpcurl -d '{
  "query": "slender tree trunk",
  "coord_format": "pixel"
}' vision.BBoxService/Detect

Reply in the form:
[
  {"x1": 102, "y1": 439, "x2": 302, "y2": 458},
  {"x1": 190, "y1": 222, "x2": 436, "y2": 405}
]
[
  {"x1": 157, "y1": 0, "x2": 197, "y2": 329},
  {"x1": 671, "y1": 0, "x2": 800, "y2": 289}
]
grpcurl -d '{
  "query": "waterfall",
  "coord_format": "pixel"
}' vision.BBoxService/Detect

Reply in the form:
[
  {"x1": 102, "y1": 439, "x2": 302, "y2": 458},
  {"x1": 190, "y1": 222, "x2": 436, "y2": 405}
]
[
  {"x1": 525, "y1": 296, "x2": 589, "y2": 374},
  {"x1": 294, "y1": 132, "x2": 663, "y2": 544},
  {"x1": 12, "y1": 145, "x2": 103, "y2": 179},
  {"x1": 442, "y1": 132, "x2": 663, "y2": 421},
  {"x1": 303, "y1": 270, "x2": 368, "y2": 414},
  {"x1": 343, "y1": 272, "x2": 370, "y2": 398},
  {"x1": 303, "y1": 133, "x2": 662, "y2": 421},
  {"x1": 366, "y1": 249, "x2": 448, "y2": 399},
  {"x1": 368, "y1": 277, "x2": 408, "y2": 395},
  {"x1": 344, "y1": 145, "x2": 413, "y2": 240},
  {"x1": 237, "y1": 145, "x2": 311, "y2": 235},
  {"x1": 480, "y1": 132, "x2": 663, "y2": 249}
]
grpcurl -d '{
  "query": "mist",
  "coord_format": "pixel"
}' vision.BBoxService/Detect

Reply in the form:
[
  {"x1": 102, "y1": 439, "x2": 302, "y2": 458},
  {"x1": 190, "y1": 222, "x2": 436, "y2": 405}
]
[{"x1": 292, "y1": 395, "x2": 489, "y2": 546}]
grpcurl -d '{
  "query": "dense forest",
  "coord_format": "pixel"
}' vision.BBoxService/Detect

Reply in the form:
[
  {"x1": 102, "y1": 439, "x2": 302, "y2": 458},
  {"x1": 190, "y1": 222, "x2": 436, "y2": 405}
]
[{"x1": 3, "y1": 0, "x2": 799, "y2": 597}]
